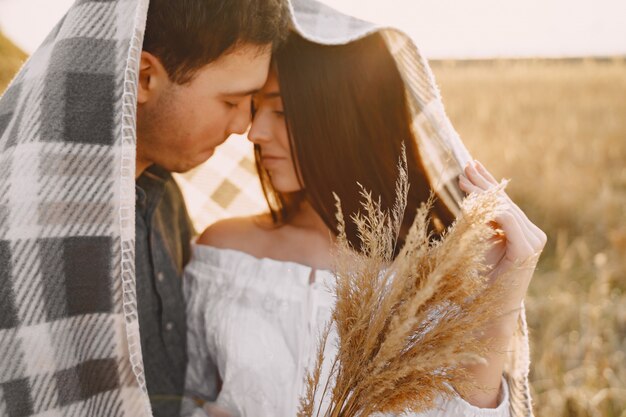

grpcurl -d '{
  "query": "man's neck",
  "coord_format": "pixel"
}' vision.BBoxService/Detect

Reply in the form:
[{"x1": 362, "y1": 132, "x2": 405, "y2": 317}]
[{"x1": 136, "y1": 159, "x2": 152, "y2": 179}]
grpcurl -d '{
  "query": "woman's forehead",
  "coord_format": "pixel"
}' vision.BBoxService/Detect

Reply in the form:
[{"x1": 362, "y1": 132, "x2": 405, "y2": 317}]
[{"x1": 260, "y1": 69, "x2": 281, "y2": 95}]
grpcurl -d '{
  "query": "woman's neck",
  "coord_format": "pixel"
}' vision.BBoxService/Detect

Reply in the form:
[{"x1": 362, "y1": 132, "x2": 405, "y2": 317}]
[{"x1": 289, "y1": 199, "x2": 332, "y2": 238}]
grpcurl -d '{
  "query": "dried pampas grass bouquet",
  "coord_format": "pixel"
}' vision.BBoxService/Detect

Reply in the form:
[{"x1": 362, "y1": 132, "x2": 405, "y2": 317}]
[{"x1": 299, "y1": 149, "x2": 507, "y2": 417}]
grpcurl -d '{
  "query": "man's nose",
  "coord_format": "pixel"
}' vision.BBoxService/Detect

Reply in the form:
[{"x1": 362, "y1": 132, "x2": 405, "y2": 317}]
[{"x1": 228, "y1": 100, "x2": 253, "y2": 135}]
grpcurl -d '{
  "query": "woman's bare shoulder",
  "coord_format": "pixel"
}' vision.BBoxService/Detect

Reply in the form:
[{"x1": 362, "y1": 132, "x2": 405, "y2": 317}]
[{"x1": 197, "y1": 214, "x2": 275, "y2": 254}]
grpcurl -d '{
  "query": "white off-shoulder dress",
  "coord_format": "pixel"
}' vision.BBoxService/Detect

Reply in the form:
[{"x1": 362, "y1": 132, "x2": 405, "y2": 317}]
[{"x1": 181, "y1": 244, "x2": 511, "y2": 417}]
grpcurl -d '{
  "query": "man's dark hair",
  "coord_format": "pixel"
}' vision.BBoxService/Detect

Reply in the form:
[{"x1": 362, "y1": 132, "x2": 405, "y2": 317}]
[{"x1": 143, "y1": 0, "x2": 290, "y2": 84}]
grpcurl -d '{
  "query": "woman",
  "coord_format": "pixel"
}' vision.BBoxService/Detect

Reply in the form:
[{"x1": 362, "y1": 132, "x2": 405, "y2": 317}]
[{"x1": 182, "y1": 32, "x2": 545, "y2": 417}]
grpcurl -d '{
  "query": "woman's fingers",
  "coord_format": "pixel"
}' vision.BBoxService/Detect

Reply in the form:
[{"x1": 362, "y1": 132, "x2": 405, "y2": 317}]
[
  {"x1": 507, "y1": 201, "x2": 546, "y2": 251},
  {"x1": 495, "y1": 210, "x2": 535, "y2": 261},
  {"x1": 494, "y1": 193, "x2": 545, "y2": 257},
  {"x1": 491, "y1": 187, "x2": 546, "y2": 252},
  {"x1": 511, "y1": 203, "x2": 547, "y2": 249},
  {"x1": 501, "y1": 198, "x2": 541, "y2": 248},
  {"x1": 459, "y1": 174, "x2": 482, "y2": 194},
  {"x1": 475, "y1": 160, "x2": 499, "y2": 186},
  {"x1": 464, "y1": 162, "x2": 493, "y2": 191},
  {"x1": 461, "y1": 161, "x2": 546, "y2": 259},
  {"x1": 464, "y1": 160, "x2": 547, "y2": 253},
  {"x1": 461, "y1": 171, "x2": 544, "y2": 259}
]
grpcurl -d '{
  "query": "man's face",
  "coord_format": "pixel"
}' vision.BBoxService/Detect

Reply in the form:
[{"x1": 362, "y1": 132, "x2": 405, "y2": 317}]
[{"x1": 137, "y1": 43, "x2": 271, "y2": 174}]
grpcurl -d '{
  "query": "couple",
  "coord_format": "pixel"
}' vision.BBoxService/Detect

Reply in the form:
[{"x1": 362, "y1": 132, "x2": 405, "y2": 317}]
[{"x1": 135, "y1": 0, "x2": 545, "y2": 416}]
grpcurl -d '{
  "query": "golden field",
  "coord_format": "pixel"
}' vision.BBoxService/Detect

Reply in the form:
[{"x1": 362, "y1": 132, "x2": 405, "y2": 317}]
[
  {"x1": 2, "y1": 32, "x2": 624, "y2": 416},
  {"x1": 432, "y1": 58, "x2": 626, "y2": 417},
  {"x1": 0, "y1": 32, "x2": 27, "y2": 89}
]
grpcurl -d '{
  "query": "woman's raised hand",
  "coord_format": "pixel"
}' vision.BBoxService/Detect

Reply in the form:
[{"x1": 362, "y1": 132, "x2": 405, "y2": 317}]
[{"x1": 459, "y1": 160, "x2": 547, "y2": 278}]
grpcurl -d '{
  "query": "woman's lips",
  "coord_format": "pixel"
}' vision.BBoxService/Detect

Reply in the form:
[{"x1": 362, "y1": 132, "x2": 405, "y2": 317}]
[{"x1": 261, "y1": 155, "x2": 286, "y2": 168}]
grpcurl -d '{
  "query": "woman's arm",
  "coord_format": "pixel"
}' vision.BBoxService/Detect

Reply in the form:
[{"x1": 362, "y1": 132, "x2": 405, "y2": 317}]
[{"x1": 455, "y1": 160, "x2": 547, "y2": 408}]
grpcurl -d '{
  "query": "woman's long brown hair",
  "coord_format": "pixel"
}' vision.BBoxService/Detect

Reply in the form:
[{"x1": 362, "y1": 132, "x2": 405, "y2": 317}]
[{"x1": 255, "y1": 32, "x2": 455, "y2": 254}]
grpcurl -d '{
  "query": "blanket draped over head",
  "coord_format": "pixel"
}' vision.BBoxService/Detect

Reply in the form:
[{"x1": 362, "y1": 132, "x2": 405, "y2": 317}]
[{"x1": 0, "y1": 0, "x2": 533, "y2": 416}]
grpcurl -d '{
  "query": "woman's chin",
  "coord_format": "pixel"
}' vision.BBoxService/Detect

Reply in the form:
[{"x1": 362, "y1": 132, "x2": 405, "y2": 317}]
[{"x1": 271, "y1": 179, "x2": 302, "y2": 194}]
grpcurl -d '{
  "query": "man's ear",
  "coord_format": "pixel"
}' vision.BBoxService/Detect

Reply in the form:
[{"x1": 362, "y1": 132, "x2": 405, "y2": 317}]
[{"x1": 138, "y1": 51, "x2": 169, "y2": 104}]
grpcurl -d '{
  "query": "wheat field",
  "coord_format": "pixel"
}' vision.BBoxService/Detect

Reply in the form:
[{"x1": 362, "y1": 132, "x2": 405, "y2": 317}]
[
  {"x1": 2, "y1": 34, "x2": 624, "y2": 417},
  {"x1": 432, "y1": 59, "x2": 626, "y2": 417},
  {"x1": 0, "y1": 32, "x2": 27, "y2": 89}
]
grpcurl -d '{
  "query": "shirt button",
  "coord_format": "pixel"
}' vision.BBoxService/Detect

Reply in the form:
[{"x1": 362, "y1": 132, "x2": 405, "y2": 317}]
[
  {"x1": 157, "y1": 272, "x2": 165, "y2": 283},
  {"x1": 165, "y1": 322, "x2": 174, "y2": 331}
]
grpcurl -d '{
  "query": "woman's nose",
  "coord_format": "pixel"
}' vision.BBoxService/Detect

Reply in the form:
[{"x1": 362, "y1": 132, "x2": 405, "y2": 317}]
[{"x1": 247, "y1": 116, "x2": 271, "y2": 144}]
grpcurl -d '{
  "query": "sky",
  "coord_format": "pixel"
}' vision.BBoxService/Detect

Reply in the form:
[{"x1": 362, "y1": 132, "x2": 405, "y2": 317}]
[{"x1": 0, "y1": 0, "x2": 625, "y2": 58}]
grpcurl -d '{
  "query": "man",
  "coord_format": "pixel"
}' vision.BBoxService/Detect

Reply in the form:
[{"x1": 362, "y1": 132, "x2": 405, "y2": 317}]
[{"x1": 134, "y1": 1, "x2": 288, "y2": 415}]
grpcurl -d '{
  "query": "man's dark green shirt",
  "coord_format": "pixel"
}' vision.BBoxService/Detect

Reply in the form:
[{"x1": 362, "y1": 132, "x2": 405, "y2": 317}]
[{"x1": 135, "y1": 165, "x2": 195, "y2": 417}]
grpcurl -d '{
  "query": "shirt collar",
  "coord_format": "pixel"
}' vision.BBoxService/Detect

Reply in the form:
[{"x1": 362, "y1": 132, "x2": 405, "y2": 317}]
[{"x1": 136, "y1": 165, "x2": 172, "y2": 217}]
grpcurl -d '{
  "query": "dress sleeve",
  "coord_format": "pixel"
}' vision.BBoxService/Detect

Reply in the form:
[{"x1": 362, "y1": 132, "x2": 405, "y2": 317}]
[
  {"x1": 371, "y1": 376, "x2": 511, "y2": 417},
  {"x1": 414, "y1": 376, "x2": 511, "y2": 417},
  {"x1": 180, "y1": 265, "x2": 220, "y2": 417}
]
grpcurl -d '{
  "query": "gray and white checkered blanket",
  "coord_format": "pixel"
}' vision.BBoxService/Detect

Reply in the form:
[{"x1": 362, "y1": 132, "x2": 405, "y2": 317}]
[
  {"x1": 0, "y1": 0, "x2": 151, "y2": 416},
  {"x1": 0, "y1": 0, "x2": 533, "y2": 416}
]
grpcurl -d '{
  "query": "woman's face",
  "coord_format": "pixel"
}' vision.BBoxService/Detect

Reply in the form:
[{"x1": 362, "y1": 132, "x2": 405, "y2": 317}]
[{"x1": 248, "y1": 70, "x2": 302, "y2": 193}]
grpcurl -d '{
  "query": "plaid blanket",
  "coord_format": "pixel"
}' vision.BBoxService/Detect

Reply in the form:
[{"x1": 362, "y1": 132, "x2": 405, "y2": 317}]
[
  {"x1": 0, "y1": 0, "x2": 151, "y2": 416},
  {"x1": 0, "y1": 0, "x2": 533, "y2": 416}
]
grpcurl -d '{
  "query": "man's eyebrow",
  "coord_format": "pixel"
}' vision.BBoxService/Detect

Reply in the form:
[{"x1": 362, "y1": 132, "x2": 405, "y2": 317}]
[{"x1": 222, "y1": 88, "x2": 262, "y2": 97}]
